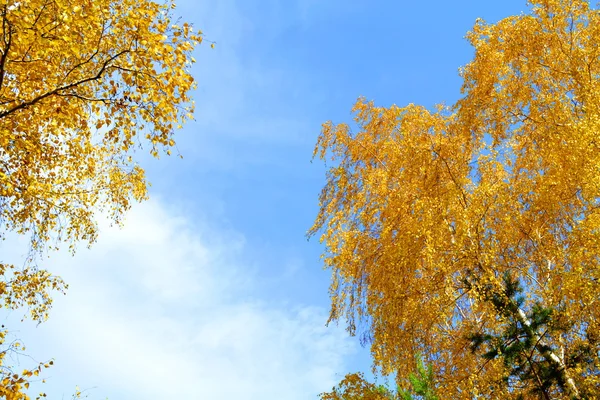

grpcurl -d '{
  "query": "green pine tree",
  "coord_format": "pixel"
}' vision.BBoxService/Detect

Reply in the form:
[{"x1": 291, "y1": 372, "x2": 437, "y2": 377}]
[{"x1": 467, "y1": 273, "x2": 595, "y2": 399}]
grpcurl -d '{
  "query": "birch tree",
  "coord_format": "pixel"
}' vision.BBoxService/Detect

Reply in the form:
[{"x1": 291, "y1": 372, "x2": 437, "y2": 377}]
[
  {"x1": 311, "y1": 0, "x2": 600, "y2": 398},
  {"x1": 0, "y1": 0, "x2": 204, "y2": 397}
]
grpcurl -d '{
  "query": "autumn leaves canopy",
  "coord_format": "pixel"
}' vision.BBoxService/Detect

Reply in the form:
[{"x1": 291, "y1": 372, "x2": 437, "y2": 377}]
[
  {"x1": 0, "y1": 0, "x2": 599, "y2": 398},
  {"x1": 0, "y1": 0, "x2": 202, "y2": 398},
  {"x1": 312, "y1": 0, "x2": 600, "y2": 398},
  {"x1": 0, "y1": 0, "x2": 201, "y2": 253}
]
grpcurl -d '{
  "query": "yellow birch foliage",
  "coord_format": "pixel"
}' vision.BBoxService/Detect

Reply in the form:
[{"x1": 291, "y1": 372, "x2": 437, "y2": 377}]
[
  {"x1": 0, "y1": 0, "x2": 202, "y2": 249},
  {"x1": 311, "y1": 0, "x2": 600, "y2": 398},
  {"x1": 0, "y1": 0, "x2": 203, "y2": 397},
  {"x1": 319, "y1": 373, "x2": 391, "y2": 400}
]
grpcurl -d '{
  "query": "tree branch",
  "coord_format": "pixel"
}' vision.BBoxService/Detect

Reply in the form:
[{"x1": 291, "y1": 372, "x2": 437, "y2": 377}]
[
  {"x1": 0, "y1": 5, "x2": 12, "y2": 93},
  {"x1": 0, "y1": 49, "x2": 130, "y2": 119}
]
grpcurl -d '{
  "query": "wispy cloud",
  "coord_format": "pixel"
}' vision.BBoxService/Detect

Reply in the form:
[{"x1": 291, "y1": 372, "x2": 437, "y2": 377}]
[
  {"x1": 166, "y1": 0, "x2": 334, "y2": 173},
  {"x1": 1, "y1": 199, "x2": 355, "y2": 399}
]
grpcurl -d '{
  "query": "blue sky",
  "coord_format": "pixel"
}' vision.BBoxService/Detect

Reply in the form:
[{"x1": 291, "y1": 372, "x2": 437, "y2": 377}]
[{"x1": 2, "y1": 0, "x2": 528, "y2": 398}]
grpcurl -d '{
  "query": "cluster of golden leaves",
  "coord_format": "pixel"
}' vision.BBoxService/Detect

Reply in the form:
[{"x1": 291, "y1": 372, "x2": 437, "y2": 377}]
[
  {"x1": 0, "y1": 338, "x2": 54, "y2": 400},
  {"x1": 311, "y1": 0, "x2": 600, "y2": 398},
  {"x1": 319, "y1": 373, "x2": 391, "y2": 400},
  {"x1": 0, "y1": 0, "x2": 203, "y2": 397}
]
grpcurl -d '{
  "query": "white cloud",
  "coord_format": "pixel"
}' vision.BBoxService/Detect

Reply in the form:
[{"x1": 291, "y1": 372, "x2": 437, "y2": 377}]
[{"x1": 0, "y1": 199, "x2": 355, "y2": 399}]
